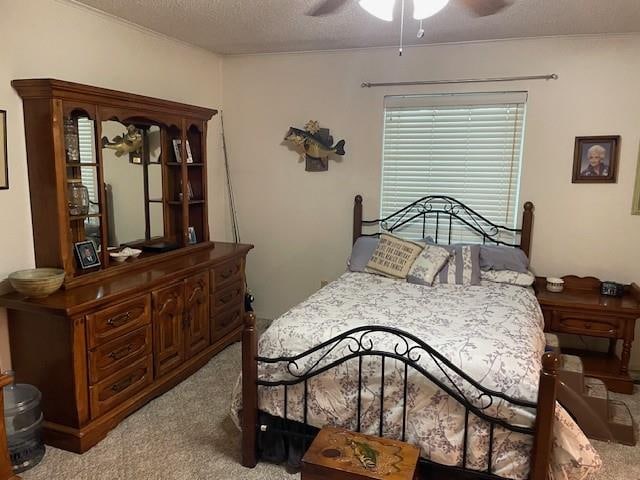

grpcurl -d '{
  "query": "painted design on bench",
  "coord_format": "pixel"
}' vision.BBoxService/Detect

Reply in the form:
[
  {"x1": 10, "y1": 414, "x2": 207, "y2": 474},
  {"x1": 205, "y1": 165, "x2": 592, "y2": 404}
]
[{"x1": 321, "y1": 430, "x2": 403, "y2": 475}]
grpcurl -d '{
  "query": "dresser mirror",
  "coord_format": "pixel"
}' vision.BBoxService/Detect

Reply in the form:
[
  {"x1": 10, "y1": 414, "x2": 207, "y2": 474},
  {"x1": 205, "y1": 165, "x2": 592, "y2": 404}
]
[
  {"x1": 101, "y1": 121, "x2": 165, "y2": 247},
  {"x1": 16, "y1": 79, "x2": 214, "y2": 282}
]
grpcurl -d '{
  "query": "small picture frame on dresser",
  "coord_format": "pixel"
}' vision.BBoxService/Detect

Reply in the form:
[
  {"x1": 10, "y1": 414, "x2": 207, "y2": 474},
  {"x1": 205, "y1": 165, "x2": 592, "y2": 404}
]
[
  {"x1": 74, "y1": 240, "x2": 101, "y2": 270},
  {"x1": 187, "y1": 226, "x2": 197, "y2": 245}
]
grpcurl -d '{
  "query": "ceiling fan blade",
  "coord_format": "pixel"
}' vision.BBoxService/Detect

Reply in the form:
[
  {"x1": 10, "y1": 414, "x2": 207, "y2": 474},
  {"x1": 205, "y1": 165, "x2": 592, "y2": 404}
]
[
  {"x1": 458, "y1": 0, "x2": 510, "y2": 17},
  {"x1": 307, "y1": 0, "x2": 350, "y2": 16}
]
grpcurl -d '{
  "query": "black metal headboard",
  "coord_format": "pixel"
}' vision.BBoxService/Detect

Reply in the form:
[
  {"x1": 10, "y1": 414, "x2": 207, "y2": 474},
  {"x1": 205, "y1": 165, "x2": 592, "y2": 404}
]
[{"x1": 352, "y1": 195, "x2": 534, "y2": 258}]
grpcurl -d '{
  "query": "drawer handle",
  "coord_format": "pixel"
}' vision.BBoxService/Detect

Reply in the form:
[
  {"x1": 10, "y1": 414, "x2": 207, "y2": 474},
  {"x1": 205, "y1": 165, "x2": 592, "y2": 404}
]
[
  {"x1": 110, "y1": 376, "x2": 134, "y2": 393},
  {"x1": 219, "y1": 293, "x2": 235, "y2": 305},
  {"x1": 220, "y1": 269, "x2": 234, "y2": 280},
  {"x1": 108, "y1": 344, "x2": 134, "y2": 360},
  {"x1": 107, "y1": 312, "x2": 132, "y2": 327}
]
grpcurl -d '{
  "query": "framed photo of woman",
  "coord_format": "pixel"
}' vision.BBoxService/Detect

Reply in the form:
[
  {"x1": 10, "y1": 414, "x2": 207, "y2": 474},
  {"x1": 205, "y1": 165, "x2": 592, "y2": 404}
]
[{"x1": 572, "y1": 135, "x2": 620, "y2": 184}]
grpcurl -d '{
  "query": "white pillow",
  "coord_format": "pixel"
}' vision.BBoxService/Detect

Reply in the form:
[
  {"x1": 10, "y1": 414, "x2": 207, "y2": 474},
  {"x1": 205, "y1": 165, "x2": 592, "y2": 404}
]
[
  {"x1": 481, "y1": 269, "x2": 535, "y2": 287},
  {"x1": 406, "y1": 244, "x2": 451, "y2": 286}
]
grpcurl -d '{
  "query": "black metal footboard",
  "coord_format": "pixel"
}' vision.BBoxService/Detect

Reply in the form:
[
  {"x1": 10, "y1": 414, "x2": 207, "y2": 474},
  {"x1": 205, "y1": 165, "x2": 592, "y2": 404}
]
[{"x1": 242, "y1": 318, "x2": 558, "y2": 480}]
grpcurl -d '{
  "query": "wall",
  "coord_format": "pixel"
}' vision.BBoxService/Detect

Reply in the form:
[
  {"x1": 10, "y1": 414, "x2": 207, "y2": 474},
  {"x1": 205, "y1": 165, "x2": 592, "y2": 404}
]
[
  {"x1": 0, "y1": 0, "x2": 229, "y2": 369},
  {"x1": 222, "y1": 35, "x2": 640, "y2": 366}
]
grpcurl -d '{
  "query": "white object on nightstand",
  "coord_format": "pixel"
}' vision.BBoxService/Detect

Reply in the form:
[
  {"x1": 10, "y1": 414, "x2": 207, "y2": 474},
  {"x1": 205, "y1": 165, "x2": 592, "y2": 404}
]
[{"x1": 546, "y1": 277, "x2": 565, "y2": 293}]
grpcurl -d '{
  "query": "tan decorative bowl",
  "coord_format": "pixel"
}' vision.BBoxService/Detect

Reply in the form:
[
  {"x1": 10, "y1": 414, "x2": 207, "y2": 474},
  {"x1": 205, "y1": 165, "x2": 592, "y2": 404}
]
[
  {"x1": 8, "y1": 268, "x2": 66, "y2": 298},
  {"x1": 546, "y1": 277, "x2": 565, "y2": 293}
]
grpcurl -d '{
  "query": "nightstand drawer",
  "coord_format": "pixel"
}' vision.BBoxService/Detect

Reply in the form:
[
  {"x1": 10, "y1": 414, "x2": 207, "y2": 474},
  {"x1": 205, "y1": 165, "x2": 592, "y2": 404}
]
[{"x1": 551, "y1": 311, "x2": 620, "y2": 338}]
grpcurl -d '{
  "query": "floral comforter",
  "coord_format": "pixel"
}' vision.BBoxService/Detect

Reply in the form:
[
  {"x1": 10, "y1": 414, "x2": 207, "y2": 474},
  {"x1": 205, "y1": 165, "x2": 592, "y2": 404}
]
[{"x1": 231, "y1": 272, "x2": 601, "y2": 479}]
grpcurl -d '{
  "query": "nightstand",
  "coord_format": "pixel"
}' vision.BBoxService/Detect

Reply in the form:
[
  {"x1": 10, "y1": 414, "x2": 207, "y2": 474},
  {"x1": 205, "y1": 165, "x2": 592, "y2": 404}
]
[{"x1": 536, "y1": 276, "x2": 640, "y2": 394}]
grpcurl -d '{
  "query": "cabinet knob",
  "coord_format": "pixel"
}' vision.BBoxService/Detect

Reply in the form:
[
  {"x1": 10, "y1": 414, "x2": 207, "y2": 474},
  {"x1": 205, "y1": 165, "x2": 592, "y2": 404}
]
[
  {"x1": 108, "y1": 312, "x2": 131, "y2": 327},
  {"x1": 108, "y1": 344, "x2": 133, "y2": 360},
  {"x1": 110, "y1": 375, "x2": 133, "y2": 393}
]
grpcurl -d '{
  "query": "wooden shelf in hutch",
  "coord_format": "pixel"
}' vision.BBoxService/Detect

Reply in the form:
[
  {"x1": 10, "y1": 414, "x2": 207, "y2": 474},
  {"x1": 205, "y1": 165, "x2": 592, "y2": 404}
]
[
  {"x1": 166, "y1": 162, "x2": 204, "y2": 167},
  {"x1": 69, "y1": 213, "x2": 102, "y2": 221}
]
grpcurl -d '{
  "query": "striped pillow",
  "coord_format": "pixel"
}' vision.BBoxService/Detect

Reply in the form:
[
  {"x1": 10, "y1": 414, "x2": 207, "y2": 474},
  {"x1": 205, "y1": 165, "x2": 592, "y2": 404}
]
[{"x1": 433, "y1": 245, "x2": 481, "y2": 286}]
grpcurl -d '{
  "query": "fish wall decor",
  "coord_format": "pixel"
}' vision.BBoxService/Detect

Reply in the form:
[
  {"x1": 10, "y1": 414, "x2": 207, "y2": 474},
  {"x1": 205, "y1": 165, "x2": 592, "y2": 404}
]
[
  {"x1": 284, "y1": 120, "x2": 345, "y2": 172},
  {"x1": 102, "y1": 124, "x2": 144, "y2": 164}
]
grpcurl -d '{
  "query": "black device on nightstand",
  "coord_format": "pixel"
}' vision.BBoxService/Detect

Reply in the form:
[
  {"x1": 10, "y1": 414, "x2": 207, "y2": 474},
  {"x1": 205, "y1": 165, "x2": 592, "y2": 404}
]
[{"x1": 601, "y1": 281, "x2": 625, "y2": 297}]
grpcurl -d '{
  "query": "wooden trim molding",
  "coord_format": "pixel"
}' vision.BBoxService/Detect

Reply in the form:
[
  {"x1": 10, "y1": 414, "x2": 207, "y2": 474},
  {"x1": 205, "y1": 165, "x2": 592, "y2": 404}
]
[{"x1": 11, "y1": 79, "x2": 217, "y2": 121}]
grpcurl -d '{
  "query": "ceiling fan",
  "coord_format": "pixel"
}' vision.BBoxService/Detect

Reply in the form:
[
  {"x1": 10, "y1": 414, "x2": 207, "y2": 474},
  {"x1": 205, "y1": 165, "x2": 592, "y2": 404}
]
[
  {"x1": 308, "y1": 0, "x2": 510, "y2": 18},
  {"x1": 308, "y1": 0, "x2": 510, "y2": 55}
]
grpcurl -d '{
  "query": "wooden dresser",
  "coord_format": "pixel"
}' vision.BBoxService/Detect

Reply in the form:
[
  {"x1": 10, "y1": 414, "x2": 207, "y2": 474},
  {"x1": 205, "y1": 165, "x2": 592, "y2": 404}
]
[
  {"x1": 1, "y1": 79, "x2": 252, "y2": 453},
  {"x1": 0, "y1": 243, "x2": 251, "y2": 453}
]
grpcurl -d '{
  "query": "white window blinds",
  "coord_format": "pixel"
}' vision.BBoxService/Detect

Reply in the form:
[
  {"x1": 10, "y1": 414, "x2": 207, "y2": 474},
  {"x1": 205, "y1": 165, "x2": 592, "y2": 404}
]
[
  {"x1": 381, "y1": 92, "x2": 527, "y2": 243},
  {"x1": 77, "y1": 117, "x2": 98, "y2": 203}
]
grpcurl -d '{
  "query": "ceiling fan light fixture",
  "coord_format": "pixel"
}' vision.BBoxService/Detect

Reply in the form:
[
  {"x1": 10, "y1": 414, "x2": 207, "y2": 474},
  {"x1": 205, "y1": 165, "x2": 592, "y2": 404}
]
[
  {"x1": 358, "y1": 0, "x2": 395, "y2": 21},
  {"x1": 412, "y1": 0, "x2": 450, "y2": 19}
]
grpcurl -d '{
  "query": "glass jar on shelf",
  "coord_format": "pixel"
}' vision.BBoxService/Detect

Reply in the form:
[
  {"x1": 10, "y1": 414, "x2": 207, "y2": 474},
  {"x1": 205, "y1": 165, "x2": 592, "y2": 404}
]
[
  {"x1": 67, "y1": 179, "x2": 89, "y2": 217},
  {"x1": 63, "y1": 117, "x2": 80, "y2": 164}
]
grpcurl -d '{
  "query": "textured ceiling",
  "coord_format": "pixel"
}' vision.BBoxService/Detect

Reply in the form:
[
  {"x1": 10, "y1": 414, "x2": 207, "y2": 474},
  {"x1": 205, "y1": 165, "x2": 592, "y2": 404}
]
[{"x1": 72, "y1": 0, "x2": 640, "y2": 55}]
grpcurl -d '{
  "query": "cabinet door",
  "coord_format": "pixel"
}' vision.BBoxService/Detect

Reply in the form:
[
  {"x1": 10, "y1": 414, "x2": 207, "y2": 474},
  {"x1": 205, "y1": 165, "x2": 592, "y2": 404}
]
[
  {"x1": 152, "y1": 283, "x2": 185, "y2": 378},
  {"x1": 184, "y1": 272, "x2": 210, "y2": 359}
]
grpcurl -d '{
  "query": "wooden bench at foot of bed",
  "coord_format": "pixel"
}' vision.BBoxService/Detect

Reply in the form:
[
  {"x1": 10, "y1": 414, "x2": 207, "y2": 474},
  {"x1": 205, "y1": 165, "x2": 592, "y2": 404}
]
[{"x1": 301, "y1": 426, "x2": 420, "y2": 480}]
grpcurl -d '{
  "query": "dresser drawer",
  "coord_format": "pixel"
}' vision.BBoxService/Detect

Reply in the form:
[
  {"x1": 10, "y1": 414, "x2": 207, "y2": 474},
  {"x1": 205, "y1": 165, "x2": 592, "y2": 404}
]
[
  {"x1": 87, "y1": 295, "x2": 151, "y2": 348},
  {"x1": 551, "y1": 311, "x2": 621, "y2": 338},
  {"x1": 88, "y1": 325, "x2": 152, "y2": 384},
  {"x1": 211, "y1": 257, "x2": 243, "y2": 291},
  {"x1": 89, "y1": 355, "x2": 153, "y2": 419},
  {"x1": 211, "y1": 304, "x2": 243, "y2": 341},
  {"x1": 211, "y1": 280, "x2": 243, "y2": 312}
]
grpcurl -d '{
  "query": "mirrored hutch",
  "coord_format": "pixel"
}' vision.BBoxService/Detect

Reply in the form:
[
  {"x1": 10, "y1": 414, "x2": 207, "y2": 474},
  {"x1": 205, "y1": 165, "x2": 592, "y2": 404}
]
[{"x1": 0, "y1": 79, "x2": 252, "y2": 453}]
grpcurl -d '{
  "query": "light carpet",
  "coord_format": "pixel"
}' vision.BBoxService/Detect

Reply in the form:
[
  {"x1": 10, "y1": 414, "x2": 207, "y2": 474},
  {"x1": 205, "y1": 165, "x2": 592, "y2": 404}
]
[{"x1": 21, "y1": 333, "x2": 640, "y2": 480}]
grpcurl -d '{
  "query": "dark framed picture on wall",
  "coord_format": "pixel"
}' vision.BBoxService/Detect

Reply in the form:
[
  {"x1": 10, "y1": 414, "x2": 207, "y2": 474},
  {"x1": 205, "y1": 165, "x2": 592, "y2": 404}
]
[
  {"x1": 0, "y1": 110, "x2": 8, "y2": 189},
  {"x1": 572, "y1": 135, "x2": 620, "y2": 183}
]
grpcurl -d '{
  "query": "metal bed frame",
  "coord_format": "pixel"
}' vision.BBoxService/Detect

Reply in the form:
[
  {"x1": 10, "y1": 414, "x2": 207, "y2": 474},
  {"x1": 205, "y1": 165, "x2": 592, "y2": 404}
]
[{"x1": 241, "y1": 195, "x2": 556, "y2": 480}]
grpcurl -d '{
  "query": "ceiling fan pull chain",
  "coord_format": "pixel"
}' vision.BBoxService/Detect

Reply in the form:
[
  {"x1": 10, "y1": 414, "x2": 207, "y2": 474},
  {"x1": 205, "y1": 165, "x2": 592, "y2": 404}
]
[{"x1": 399, "y1": 0, "x2": 405, "y2": 56}]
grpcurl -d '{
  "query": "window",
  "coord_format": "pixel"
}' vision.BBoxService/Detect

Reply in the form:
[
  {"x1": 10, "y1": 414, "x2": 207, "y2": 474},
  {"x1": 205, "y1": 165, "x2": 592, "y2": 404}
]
[
  {"x1": 380, "y1": 92, "x2": 527, "y2": 243},
  {"x1": 77, "y1": 117, "x2": 98, "y2": 203}
]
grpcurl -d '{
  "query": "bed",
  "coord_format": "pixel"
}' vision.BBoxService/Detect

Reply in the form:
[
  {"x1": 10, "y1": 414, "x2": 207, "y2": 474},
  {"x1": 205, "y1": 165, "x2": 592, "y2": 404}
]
[{"x1": 234, "y1": 195, "x2": 601, "y2": 480}]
